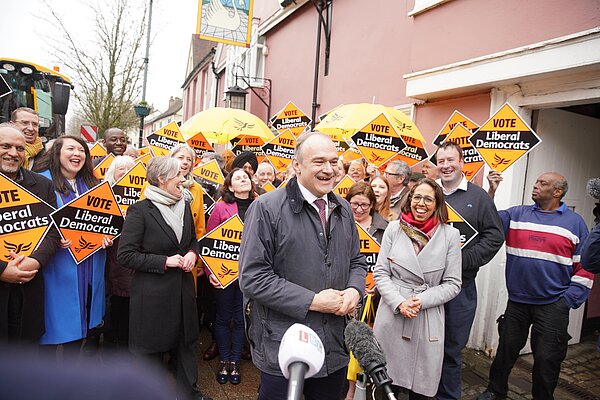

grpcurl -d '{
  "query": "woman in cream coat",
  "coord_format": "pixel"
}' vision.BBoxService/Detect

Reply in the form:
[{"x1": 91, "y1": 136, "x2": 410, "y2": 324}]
[{"x1": 373, "y1": 178, "x2": 462, "y2": 399}]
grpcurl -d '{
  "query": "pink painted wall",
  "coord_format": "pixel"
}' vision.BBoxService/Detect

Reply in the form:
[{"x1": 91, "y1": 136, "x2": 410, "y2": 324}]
[
  {"x1": 264, "y1": 1, "x2": 416, "y2": 122},
  {"x1": 409, "y1": 0, "x2": 600, "y2": 72},
  {"x1": 261, "y1": 0, "x2": 599, "y2": 123}
]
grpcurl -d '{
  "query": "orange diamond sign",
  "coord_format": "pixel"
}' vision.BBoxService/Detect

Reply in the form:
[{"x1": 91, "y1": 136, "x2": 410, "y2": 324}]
[
  {"x1": 262, "y1": 129, "x2": 296, "y2": 172},
  {"x1": 442, "y1": 124, "x2": 484, "y2": 181},
  {"x1": 469, "y1": 103, "x2": 541, "y2": 172},
  {"x1": 50, "y1": 182, "x2": 124, "y2": 263},
  {"x1": 198, "y1": 215, "x2": 244, "y2": 288},
  {"x1": 0, "y1": 174, "x2": 55, "y2": 263},
  {"x1": 350, "y1": 113, "x2": 406, "y2": 167},
  {"x1": 356, "y1": 223, "x2": 381, "y2": 293}
]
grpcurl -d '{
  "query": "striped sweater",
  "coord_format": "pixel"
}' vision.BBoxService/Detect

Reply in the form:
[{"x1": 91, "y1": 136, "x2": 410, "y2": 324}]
[{"x1": 499, "y1": 203, "x2": 593, "y2": 308}]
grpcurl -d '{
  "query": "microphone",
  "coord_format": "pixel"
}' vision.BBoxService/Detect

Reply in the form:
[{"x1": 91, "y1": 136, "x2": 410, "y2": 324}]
[
  {"x1": 278, "y1": 323, "x2": 325, "y2": 400},
  {"x1": 588, "y1": 178, "x2": 600, "y2": 224},
  {"x1": 587, "y1": 178, "x2": 600, "y2": 200},
  {"x1": 345, "y1": 320, "x2": 397, "y2": 400}
]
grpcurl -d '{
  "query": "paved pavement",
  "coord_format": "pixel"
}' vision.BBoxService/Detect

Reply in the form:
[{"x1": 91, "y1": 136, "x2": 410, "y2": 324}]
[{"x1": 193, "y1": 330, "x2": 600, "y2": 400}]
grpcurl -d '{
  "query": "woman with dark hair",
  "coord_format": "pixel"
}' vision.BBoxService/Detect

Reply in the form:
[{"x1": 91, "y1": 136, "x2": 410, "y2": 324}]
[
  {"x1": 370, "y1": 175, "x2": 395, "y2": 221},
  {"x1": 118, "y1": 157, "x2": 210, "y2": 400},
  {"x1": 205, "y1": 168, "x2": 257, "y2": 385},
  {"x1": 34, "y1": 135, "x2": 110, "y2": 357},
  {"x1": 344, "y1": 181, "x2": 388, "y2": 400},
  {"x1": 373, "y1": 178, "x2": 462, "y2": 399},
  {"x1": 346, "y1": 181, "x2": 388, "y2": 243}
]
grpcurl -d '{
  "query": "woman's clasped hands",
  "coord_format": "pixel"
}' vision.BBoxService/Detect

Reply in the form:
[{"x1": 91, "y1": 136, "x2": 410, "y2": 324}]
[{"x1": 398, "y1": 296, "x2": 422, "y2": 319}]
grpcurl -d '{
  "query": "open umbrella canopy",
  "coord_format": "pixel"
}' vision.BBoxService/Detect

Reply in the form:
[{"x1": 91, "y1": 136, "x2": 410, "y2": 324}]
[
  {"x1": 315, "y1": 103, "x2": 426, "y2": 143},
  {"x1": 180, "y1": 107, "x2": 274, "y2": 145}
]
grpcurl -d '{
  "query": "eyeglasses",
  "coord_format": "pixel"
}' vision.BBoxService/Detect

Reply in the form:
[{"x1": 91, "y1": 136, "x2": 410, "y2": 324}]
[
  {"x1": 15, "y1": 120, "x2": 39, "y2": 128},
  {"x1": 350, "y1": 202, "x2": 371, "y2": 211},
  {"x1": 383, "y1": 171, "x2": 401, "y2": 177},
  {"x1": 411, "y1": 195, "x2": 435, "y2": 205}
]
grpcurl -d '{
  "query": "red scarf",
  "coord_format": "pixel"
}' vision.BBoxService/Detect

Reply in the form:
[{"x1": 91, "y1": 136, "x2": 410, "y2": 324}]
[{"x1": 401, "y1": 212, "x2": 439, "y2": 237}]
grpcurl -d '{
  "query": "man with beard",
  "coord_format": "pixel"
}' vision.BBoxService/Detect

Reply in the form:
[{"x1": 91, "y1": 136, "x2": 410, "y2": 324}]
[{"x1": 0, "y1": 124, "x2": 59, "y2": 345}]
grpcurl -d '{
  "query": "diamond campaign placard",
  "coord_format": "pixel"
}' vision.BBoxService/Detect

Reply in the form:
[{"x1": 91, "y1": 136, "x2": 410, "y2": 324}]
[
  {"x1": 350, "y1": 113, "x2": 406, "y2": 167},
  {"x1": 0, "y1": 174, "x2": 55, "y2": 262},
  {"x1": 198, "y1": 215, "x2": 244, "y2": 289},
  {"x1": 446, "y1": 202, "x2": 478, "y2": 248},
  {"x1": 469, "y1": 102, "x2": 542, "y2": 172},
  {"x1": 50, "y1": 182, "x2": 124, "y2": 264},
  {"x1": 356, "y1": 223, "x2": 381, "y2": 293}
]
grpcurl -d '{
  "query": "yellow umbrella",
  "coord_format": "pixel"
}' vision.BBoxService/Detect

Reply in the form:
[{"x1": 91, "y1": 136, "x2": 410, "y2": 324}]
[
  {"x1": 180, "y1": 107, "x2": 274, "y2": 145},
  {"x1": 315, "y1": 103, "x2": 426, "y2": 142}
]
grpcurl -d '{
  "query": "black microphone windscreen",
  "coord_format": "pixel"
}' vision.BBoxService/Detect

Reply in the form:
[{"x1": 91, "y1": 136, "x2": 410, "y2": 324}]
[
  {"x1": 587, "y1": 178, "x2": 600, "y2": 201},
  {"x1": 344, "y1": 320, "x2": 386, "y2": 371}
]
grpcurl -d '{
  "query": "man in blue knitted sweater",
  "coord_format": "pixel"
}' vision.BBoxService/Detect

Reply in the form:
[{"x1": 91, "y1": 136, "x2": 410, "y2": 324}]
[{"x1": 478, "y1": 172, "x2": 594, "y2": 400}]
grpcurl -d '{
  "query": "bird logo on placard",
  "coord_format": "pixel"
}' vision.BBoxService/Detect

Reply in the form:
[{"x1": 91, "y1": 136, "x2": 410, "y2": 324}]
[
  {"x1": 369, "y1": 152, "x2": 384, "y2": 163},
  {"x1": 234, "y1": 118, "x2": 254, "y2": 131},
  {"x1": 491, "y1": 154, "x2": 511, "y2": 169},
  {"x1": 4, "y1": 240, "x2": 32, "y2": 259},
  {"x1": 276, "y1": 160, "x2": 287, "y2": 169},
  {"x1": 218, "y1": 263, "x2": 236, "y2": 279},
  {"x1": 74, "y1": 236, "x2": 95, "y2": 253}
]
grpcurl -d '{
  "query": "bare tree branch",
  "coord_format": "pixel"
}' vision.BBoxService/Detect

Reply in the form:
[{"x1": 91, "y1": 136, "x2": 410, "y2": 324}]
[{"x1": 41, "y1": 0, "x2": 147, "y2": 139}]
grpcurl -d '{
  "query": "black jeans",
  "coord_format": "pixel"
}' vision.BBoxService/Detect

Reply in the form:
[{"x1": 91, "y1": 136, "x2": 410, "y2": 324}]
[{"x1": 488, "y1": 299, "x2": 571, "y2": 399}]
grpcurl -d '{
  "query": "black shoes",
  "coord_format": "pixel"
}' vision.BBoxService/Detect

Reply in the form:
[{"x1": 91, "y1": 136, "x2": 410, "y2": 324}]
[
  {"x1": 229, "y1": 361, "x2": 241, "y2": 385},
  {"x1": 215, "y1": 360, "x2": 241, "y2": 385},
  {"x1": 476, "y1": 389, "x2": 507, "y2": 400},
  {"x1": 216, "y1": 361, "x2": 229, "y2": 384}
]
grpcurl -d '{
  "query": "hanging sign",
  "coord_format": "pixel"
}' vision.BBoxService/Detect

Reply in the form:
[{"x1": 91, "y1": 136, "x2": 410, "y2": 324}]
[
  {"x1": 146, "y1": 121, "x2": 185, "y2": 157},
  {"x1": 89, "y1": 142, "x2": 107, "y2": 163},
  {"x1": 350, "y1": 113, "x2": 406, "y2": 167},
  {"x1": 198, "y1": 215, "x2": 244, "y2": 288},
  {"x1": 446, "y1": 203, "x2": 478, "y2": 248},
  {"x1": 93, "y1": 153, "x2": 115, "y2": 180},
  {"x1": 262, "y1": 129, "x2": 296, "y2": 172},
  {"x1": 442, "y1": 124, "x2": 484, "y2": 181},
  {"x1": 193, "y1": 159, "x2": 225, "y2": 186},
  {"x1": 270, "y1": 101, "x2": 311, "y2": 136},
  {"x1": 50, "y1": 182, "x2": 124, "y2": 263},
  {"x1": 469, "y1": 103, "x2": 542, "y2": 172},
  {"x1": 197, "y1": 0, "x2": 254, "y2": 48},
  {"x1": 230, "y1": 135, "x2": 267, "y2": 163},
  {"x1": 110, "y1": 161, "x2": 146, "y2": 212},
  {"x1": 356, "y1": 223, "x2": 381, "y2": 293},
  {"x1": 433, "y1": 111, "x2": 479, "y2": 146},
  {"x1": 0, "y1": 174, "x2": 55, "y2": 263},
  {"x1": 186, "y1": 130, "x2": 214, "y2": 163}
]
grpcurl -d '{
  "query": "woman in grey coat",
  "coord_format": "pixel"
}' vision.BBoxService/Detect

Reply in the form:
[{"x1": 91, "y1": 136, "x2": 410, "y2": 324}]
[{"x1": 373, "y1": 178, "x2": 462, "y2": 399}]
